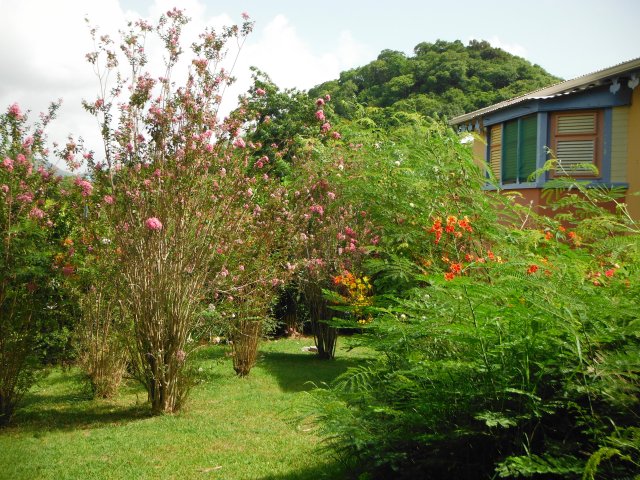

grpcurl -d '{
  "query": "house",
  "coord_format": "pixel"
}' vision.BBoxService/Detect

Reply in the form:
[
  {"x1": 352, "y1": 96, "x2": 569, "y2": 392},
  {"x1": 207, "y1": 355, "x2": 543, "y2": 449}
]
[{"x1": 450, "y1": 57, "x2": 640, "y2": 219}]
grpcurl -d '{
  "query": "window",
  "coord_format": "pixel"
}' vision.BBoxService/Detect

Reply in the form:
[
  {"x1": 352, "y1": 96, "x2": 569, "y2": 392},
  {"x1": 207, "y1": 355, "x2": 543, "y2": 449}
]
[
  {"x1": 488, "y1": 115, "x2": 537, "y2": 185},
  {"x1": 550, "y1": 110, "x2": 602, "y2": 178}
]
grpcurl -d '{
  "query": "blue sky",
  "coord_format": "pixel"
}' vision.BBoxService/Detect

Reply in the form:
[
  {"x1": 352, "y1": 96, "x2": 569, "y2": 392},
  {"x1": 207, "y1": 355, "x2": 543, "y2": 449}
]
[{"x1": 0, "y1": 0, "x2": 638, "y2": 161}]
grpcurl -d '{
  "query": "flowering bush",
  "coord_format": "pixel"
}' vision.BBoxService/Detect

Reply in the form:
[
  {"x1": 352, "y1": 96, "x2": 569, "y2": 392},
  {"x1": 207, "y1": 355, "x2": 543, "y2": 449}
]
[
  {"x1": 0, "y1": 102, "x2": 67, "y2": 426},
  {"x1": 309, "y1": 120, "x2": 640, "y2": 479},
  {"x1": 71, "y1": 9, "x2": 297, "y2": 409}
]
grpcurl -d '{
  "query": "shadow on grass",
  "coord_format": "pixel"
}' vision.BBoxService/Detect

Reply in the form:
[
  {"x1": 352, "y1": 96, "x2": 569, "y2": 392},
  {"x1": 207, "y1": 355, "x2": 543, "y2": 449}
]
[
  {"x1": 9, "y1": 402, "x2": 152, "y2": 433},
  {"x1": 257, "y1": 351, "x2": 369, "y2": 392},
  {"x1": 6, "y1": 370, "x2": 152, "y2": 433},
  {"x1": 257, "y1": 458, "x2": 350, "y2": 480}
]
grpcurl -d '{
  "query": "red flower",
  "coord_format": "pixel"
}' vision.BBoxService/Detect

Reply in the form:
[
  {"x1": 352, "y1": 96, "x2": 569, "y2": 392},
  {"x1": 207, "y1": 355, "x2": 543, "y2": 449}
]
[
  {"x1": 450, "y1": 263, "x2": 462, "y2": 274},
  {"x1": 527, "y1": 264, "x2": 539, "y2": 275},
  {"x1": 444, "y1": 272, "x2": 455, "y2": 281},
  {"x1": 605, "y1": 269, "x2": 615, "y2": 278}
]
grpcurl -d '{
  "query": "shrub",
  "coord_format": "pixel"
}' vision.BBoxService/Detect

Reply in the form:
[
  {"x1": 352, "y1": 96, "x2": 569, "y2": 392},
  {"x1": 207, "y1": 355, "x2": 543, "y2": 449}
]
[
  {"x1": 0, "y1": 102, "x2": 67, "y2": 426},
  {"x1": 309, "y1": 121, "x2": 640, "y2": 479}
]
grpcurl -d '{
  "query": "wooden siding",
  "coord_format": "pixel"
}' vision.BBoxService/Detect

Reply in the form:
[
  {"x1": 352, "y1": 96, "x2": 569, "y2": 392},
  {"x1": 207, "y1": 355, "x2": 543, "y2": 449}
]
[
  {"x1": 611, "y1": 106, "x2": 629, "y2": 183},
  {"x1": 627, "y1": 87, "x2": 640, "y2": 219},
  {"x1": 489, "y1": 125, "x2": 502, "y2": 181}
]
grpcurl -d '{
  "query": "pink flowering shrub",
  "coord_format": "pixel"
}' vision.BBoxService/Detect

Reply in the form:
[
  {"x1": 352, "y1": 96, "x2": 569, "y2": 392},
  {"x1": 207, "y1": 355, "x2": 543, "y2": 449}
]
[
  {"x1": 288, "y1": 147, "x2": 373, "y2": 359},
  {"x1": 0, "y1": 102, "x2": 66, "y2": 426},
  {"x1": 74, "y1": 9, "x2": 298, "y2": 405}
]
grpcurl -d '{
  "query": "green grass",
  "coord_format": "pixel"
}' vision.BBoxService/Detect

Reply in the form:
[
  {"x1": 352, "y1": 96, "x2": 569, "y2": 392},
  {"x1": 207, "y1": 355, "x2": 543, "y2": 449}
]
[{"x1": 0, "y1": 337, "x2": 371, "y2": 480}]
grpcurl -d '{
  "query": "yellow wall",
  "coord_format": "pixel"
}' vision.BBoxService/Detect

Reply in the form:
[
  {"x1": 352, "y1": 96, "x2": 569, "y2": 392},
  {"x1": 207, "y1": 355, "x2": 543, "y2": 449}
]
[
  {"x1": 611, "y1": 107, "x2": 628, "y2": 183},
  {"x1": 627, "y1": 87, "x2": 640, "y2": 219}
]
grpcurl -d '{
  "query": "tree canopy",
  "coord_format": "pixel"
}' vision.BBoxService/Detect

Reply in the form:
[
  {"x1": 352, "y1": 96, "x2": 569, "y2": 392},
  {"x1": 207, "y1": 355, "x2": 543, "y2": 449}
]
[{"x1": 309, "y1": 39, "x2": 561, "y2": 123}]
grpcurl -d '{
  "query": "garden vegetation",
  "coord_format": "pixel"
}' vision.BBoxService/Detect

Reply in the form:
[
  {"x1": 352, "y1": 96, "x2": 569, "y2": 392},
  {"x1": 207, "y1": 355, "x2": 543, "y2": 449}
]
[{"x1": 0, "y1": 8, "x2": 638, "y2": 480}]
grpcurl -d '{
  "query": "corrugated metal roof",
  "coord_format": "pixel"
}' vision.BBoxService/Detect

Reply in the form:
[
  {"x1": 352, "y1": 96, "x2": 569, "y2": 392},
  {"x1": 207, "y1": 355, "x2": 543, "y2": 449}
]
[{"x1": 450, "y1": 57, "x2": 640, "y2": 126}]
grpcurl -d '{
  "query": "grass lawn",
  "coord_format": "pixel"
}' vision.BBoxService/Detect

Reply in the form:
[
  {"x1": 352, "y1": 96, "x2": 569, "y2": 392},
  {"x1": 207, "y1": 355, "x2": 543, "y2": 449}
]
[{"x1": 0, "y1": 337, "x2": 371, "y2": 480}]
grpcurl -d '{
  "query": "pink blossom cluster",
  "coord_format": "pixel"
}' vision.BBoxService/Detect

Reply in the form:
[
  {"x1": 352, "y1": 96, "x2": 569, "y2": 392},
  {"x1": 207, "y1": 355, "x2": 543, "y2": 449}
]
[
  {"x1": 8, "y1": 103, "x2": 23, "y2": 119},
  {"x1": 74, "y1": 178, "x2": 93, "y2": 197},
  {"x1": 310, "y1": 204, "x2": 324, "y2": 216},
  {"x1": 145, "y1": 217, "x2": 163, "y2": 231},
  {"x1": 2, "y1": 157, "x2": 14, "y2": 172}
]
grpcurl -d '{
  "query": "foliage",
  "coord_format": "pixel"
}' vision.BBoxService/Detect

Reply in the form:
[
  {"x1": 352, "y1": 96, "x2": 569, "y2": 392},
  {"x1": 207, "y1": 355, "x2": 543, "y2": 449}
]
[
  {"x1": 69, "y1": 9, "x2": 298, "y2": 411},
  {"x1": 310, "y1": 39, "x2": 560, "y2": 123},
  {"x1": 308, "y1": 121, "x2": 640, "y2": 479},
  {"x1": 0, "y1": 102, "x2": 71, "y2": 426}
]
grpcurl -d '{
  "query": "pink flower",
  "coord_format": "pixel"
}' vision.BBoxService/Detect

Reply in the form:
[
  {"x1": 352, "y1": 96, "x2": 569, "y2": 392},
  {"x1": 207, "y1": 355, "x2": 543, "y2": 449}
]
[
  {"x1": 327, "y1": 191, "x2": 336, "y2": 200},
  {"x1": 2, "y1": 157, "x2": 14, "y2": 171},
  {"x1": 271, "y1": 278, "x2": 281, "y2": 287},
  {"x1": 144, "y1": 217, "x2": 163, "y2": 231},
  {"x1": 74, "y1": 178, "x2": 93, "y2": 197},
  {"x1": 315, "y1": 110, "x2": 325, "y2": 121},
  {"x1": 310, "y1": 204, "x2": 324, "y2": 216},
  {"x1": 220, "y1": 267, "x2": 229, "y2": 277},
  {"x1": 1, "y1": 184, "x2": 8, "y2": 194},
  {"x1": 325, "y1": 94, "x2": 331, "y2": 101},
  {"x1": 8, "y1": 103, "x2": 23, "y2": 119},
  {"x1": 233, "y1": 137, "x2": 246, "y2": 148},
  {"x1": 29, "y1": 207, "x2": 45, "y2": 220},
  {"x1": 256, "y1": 88, "x2": 266, "y2": 96},
  {"x1": 241, "y1": 11, "x2": 250, "y2": 20},
  {"x1": 247, "y1": 188, "x2": 254, "y2": 197},
  {"x1": 16, "y1": 192, "x2": 34, "y2": 203},
  {"x1": 321, "y1": 122, "x2": 331, "y2": 133},
  {"x1": 331, "y1": 131, "x2": 341, "y2": 139},
  {"x1": 103, "y1": 195, "x2": 114, "y2": 205},
  {"x1": 316, "y1": 98, "x2": 325, "y2": 106}
]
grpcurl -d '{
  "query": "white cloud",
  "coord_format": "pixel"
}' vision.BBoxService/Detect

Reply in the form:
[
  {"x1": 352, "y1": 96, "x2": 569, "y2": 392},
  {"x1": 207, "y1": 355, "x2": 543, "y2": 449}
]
[{"x1": 487, "y1": 36, "x2": 527, "y2": 58}]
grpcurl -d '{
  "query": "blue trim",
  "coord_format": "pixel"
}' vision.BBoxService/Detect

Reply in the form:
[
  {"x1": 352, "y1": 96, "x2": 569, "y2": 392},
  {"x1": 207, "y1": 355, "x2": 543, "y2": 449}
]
[
  {"x1": 483, "y1": 85, "x2": 632, "y2": 127},
  {"x1": 483, "y1": 182, "x2": 629, "y2": 192},
  {"x1": 602, "y1": 108, "x2": 612, "y2": 183},
  {"x1": 536, "y1": 112, "x2": 548, "y2": 187}
]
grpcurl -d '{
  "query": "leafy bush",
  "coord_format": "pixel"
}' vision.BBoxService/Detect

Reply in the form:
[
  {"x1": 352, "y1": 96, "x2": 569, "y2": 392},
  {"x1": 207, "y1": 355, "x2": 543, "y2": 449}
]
[
  {"x1": 309, "y1": 120, "x2": 640, "y2": 479},
  {"x1": 0, "y1": 102, "x2": 69, "y2": 426}
]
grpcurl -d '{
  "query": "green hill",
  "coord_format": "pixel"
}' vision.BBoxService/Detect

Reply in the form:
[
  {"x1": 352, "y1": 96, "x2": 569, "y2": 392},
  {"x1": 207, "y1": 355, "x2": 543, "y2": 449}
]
[{"x1": 310, "y1": 39, "x2": 561, "y2": 121}]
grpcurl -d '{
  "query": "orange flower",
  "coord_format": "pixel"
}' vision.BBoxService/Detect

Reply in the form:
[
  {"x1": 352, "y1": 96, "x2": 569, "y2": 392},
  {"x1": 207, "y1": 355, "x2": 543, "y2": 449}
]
[
  {"x1": 544, "y1": 231, "x2": 553, "y2": 241},
  {"x1": 444, "y1": 272, "x2": 455, "y2": 281},
  {"x1": 450, "y1": 263, "x2": 462, "y2": 274}
]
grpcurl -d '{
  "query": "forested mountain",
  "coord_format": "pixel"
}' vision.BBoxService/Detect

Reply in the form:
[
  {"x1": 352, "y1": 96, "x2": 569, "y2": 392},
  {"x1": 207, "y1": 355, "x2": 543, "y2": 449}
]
[{"x1": 310, "y1": 39, "x2": 561, "y2": 120}]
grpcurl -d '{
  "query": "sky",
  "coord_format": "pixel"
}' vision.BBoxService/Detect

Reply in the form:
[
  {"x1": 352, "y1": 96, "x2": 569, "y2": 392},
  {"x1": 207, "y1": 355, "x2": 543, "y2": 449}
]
[{"x1": 0, "y1": 0, "x2": 638, "y2": 168}]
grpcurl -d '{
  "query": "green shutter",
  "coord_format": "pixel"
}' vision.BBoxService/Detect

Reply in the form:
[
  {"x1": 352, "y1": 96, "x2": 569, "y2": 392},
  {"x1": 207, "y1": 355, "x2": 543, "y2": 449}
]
[
  {"x1": 519, "y1": 116, "x2": 537, "y2": 182},
  {"x1": 502, "y1": 120, "x2": 518, "y2": 183}
]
